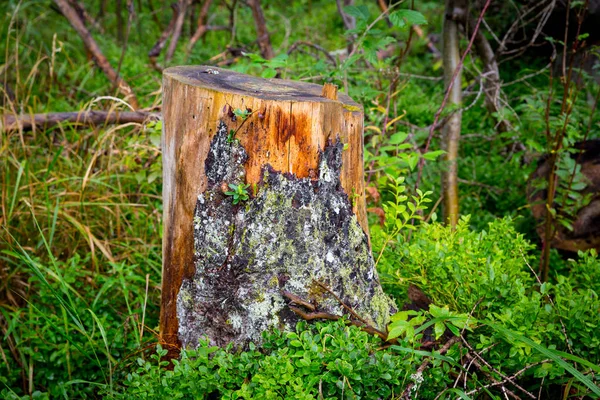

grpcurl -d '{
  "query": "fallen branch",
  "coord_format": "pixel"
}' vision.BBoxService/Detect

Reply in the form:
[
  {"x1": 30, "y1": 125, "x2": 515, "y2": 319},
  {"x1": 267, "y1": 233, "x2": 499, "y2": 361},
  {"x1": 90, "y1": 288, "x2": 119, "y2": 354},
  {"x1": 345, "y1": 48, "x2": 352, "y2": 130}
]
[
  {"x1": 282, "y1": 289, "x2": 388, "y2": 341},
  {"x1": 53, "y1": 0, "x2": 139, "y2": 109},
  {"x1": 2, "y1": 111, "x2": 159, "y2": 132}
]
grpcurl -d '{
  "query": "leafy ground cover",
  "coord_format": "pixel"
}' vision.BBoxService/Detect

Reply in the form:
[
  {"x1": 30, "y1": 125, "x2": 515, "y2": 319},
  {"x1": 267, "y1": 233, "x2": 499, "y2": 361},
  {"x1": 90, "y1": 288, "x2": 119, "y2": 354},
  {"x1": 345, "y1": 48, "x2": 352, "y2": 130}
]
[{"x1": 1, "y1": 0, "x2": 599, "y2": 398}]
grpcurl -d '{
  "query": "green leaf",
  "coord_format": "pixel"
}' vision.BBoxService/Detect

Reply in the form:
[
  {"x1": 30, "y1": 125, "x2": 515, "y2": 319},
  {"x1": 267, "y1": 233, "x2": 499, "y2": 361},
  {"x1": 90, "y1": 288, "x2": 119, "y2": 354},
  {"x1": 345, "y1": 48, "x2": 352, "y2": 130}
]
[
  {"x1": 406, "y1": 153, "x2": 419, "y2": 171},
  {"x1": 343, "y1": 5, "x2": 370, "y2": 21},
  {"x1": 429, "y1": 304, "x2": 449, "y2": 318},
  {"x1": 390, "y1": 346, "x2": 457, "y2": 364},
  {"x1": 389, "y1": 132, "x2": 408, "y2": 144},
  {"x1": 261, "y1": 68, "x2": 277, "y2": 79},
  {"x1": 434, "y1": 322, "x2": 446, "y2": 340},
  {"x1": 423, "y1": 150, "x2": 446, "y2": 161},
  {"x1": 244, "y1": 52, "x2": 267, "y2": 63},
  {"x1": 487, "y1": 322, "x2": 600, "y2": 396},
  {"x1": 389, "y1": 9, "x2": 427, "y2": 28},
  {"x1": 387, "y1": 320, "x2": 409, "y2": 340}
]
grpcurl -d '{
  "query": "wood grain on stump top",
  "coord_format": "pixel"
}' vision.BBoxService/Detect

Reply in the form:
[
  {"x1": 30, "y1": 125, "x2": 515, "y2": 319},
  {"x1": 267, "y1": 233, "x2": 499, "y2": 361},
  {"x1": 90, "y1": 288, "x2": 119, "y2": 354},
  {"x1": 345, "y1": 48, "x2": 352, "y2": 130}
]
[
  {"x1": 161, "y1": 66, "x2": 367, "y2": 354},
  {"x1": 165, "y1": 66, "x2": 357, "y2": 104}
]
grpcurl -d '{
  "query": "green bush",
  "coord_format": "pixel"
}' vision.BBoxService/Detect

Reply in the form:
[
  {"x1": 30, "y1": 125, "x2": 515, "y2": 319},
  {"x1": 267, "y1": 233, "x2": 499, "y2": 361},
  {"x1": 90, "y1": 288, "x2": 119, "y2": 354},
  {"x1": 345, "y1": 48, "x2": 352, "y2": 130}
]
[
  {"x1": 113, "y1": 320, "x2": 425, "y2": 399},
  {"x1": 375, "y1": 217, "x2": 600, "y2": 396},
  {"x1": 375, "y1": 216, "x2": 536, "y2": 316}
]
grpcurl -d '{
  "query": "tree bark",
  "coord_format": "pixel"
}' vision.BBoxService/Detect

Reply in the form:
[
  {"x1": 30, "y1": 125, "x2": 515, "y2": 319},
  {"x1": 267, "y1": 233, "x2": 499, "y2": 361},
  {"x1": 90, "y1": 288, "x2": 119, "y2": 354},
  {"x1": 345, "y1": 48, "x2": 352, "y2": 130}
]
[
  {"x1": 53, "y1": 0, "x2": 139, "y2": 109},
  {"x1": 161, "y1": 66, "x2": 387, "y2": 355},
  {"x1": 441, "y1": 0, "x2": 464, "y2": 228}
]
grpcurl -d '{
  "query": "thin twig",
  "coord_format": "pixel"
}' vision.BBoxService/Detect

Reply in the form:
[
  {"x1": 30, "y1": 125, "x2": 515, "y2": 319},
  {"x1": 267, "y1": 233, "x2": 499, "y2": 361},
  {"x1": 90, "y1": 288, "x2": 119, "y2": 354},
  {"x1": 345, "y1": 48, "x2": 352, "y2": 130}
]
[
  {"x1": 401, "y1": 336, "x2": 461, "y2": 399},
  {"x1": 287, "y1": 41, "x2": 337, "y2": 66}
]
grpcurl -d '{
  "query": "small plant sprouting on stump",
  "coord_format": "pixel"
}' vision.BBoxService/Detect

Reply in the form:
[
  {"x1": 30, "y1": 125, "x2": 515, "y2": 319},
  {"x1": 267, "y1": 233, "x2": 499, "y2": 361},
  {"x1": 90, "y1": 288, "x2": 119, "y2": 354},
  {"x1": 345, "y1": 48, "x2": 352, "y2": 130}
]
[{"x1": 225, "y1": 183, "x2": 250, "y2": 204}]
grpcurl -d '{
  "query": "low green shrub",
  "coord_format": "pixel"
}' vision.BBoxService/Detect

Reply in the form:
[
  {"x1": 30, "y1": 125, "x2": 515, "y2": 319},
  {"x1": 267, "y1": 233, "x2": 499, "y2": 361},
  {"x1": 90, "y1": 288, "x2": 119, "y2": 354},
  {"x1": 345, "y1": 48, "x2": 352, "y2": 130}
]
[
  {"x1": 113, "y1": 320, "x2": 427, "y2": 399},
  {"x1": 374, "y1": 217, "x2": 600, "y2": 396}
]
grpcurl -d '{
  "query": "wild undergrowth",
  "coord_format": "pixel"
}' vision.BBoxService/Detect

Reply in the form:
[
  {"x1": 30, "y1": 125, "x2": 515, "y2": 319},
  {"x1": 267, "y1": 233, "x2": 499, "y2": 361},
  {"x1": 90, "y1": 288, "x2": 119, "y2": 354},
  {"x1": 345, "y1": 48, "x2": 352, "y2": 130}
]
[{"x1": 1, "y1": 0, "x2": 600, "y2": 398}]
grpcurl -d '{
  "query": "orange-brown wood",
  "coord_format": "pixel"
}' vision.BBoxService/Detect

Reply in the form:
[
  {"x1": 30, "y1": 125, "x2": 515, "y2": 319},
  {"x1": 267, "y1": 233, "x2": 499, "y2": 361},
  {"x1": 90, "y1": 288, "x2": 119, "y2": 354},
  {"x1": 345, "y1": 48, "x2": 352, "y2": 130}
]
[{"x1": 161, "y1": 66, "x2": 367, "y2": 354}]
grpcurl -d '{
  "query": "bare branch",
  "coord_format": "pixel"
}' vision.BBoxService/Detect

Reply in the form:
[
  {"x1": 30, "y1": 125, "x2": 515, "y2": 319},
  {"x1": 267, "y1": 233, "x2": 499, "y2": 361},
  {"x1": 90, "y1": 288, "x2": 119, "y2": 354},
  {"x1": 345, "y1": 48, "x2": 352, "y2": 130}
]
[
  {"x1": 401, "y1": 336, "x2": 461, "y2": 399},
  {"x1": 53, "y1": 0, "x2": 139, "y2": 109},
  {"x1": 287, "y1": 41, "x2": 337, "y2": 66},
  {"x1": 248, "y1": 0, "x2": 274, "y2": 59},
  {"x1": 187, "y1": 0, "x2": 214, "y2": 55},
  {"x1": 166, "y1": 0, "x2": 192, "y2": 63},
  {"x1": 463, "y1": 14, "x2": 512, "y2": 133}
]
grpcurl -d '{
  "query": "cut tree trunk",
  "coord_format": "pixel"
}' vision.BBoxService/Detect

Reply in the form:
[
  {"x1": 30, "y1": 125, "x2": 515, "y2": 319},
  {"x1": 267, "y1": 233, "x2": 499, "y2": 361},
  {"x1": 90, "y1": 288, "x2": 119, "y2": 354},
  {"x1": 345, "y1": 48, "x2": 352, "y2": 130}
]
[{"x1": 161, "y1": 66, "x2": 394, "y2": 355}]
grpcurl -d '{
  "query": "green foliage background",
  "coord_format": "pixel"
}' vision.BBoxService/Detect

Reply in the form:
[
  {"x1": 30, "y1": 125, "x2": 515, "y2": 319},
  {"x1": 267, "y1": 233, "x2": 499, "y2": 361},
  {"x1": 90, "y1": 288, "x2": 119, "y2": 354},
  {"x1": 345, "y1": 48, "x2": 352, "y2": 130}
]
[{"x1": 1, "y1": 0, "x2": 599, "y2": 398}]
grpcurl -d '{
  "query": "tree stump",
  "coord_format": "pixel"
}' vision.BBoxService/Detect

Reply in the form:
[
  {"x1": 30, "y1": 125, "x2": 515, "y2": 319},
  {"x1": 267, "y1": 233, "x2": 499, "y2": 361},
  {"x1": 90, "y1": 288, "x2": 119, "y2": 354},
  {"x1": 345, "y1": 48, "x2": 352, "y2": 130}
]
[{"x1": 161, "y1": 66, "x2": 395, "y2": 353}]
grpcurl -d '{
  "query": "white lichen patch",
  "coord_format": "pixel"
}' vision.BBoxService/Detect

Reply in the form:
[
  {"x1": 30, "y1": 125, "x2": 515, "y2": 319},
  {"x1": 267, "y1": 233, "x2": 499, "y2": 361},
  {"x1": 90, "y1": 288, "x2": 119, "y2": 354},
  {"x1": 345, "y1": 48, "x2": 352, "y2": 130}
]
[{"x1": 176, "y1": 122, "x2": 396, "y2": 349}]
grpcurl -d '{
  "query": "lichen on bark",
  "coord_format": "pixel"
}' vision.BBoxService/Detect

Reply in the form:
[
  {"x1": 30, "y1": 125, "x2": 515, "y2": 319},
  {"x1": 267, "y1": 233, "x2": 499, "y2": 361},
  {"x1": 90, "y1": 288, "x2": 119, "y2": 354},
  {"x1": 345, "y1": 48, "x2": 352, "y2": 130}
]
[{"x1": 177, "y1": 120, "x2": 396, "y2": 348}]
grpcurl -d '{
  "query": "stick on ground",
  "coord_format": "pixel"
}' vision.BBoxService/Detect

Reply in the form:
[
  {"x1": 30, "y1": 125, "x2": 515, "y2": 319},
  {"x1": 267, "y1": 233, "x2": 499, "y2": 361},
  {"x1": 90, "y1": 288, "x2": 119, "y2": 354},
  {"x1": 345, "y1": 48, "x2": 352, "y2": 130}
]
[{"x1": 2, "y1": 111, "x2": 159, "y2": 132}]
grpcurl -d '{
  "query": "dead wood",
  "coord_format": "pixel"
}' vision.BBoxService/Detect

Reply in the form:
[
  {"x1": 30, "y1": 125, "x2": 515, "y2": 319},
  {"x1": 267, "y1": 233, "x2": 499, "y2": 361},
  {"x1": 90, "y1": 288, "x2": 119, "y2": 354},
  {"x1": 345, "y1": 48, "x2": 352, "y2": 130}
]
[
  {"x1": 187, "y1": 0, "x2": 213, "y2": 54},
  {"x1": 161, "y1": 66, "x2": 378, "y2": 354},
  {"x1": 53, "y1": 0, "x2": 140, "y2": 109},
  {"x1": 69, "y1": 0, "x2": 105, "y2": 34},
  {"x1": 2, "y1": 111, "x2": 159, "y2": 132},
  {"x1": 247, "y1": 0, "x2": 274, "y2": 59},
  {"x1": 166, "y1": 0, "x2": 193, "y2": 63},
  {"x1": 283, "y1": 291, "x2": 388, "y2": 341}
]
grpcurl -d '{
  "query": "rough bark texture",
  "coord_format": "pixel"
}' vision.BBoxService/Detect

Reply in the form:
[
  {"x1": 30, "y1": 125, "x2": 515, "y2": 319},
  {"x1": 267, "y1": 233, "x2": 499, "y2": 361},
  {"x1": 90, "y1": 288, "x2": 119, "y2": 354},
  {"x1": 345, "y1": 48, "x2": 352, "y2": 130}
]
[
  {"x1": 161, "y1": 66, "x2": 373, "y2": 353},
  {"x1": 177, "y1": 122, "x2": 395, "y2": 347}
]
